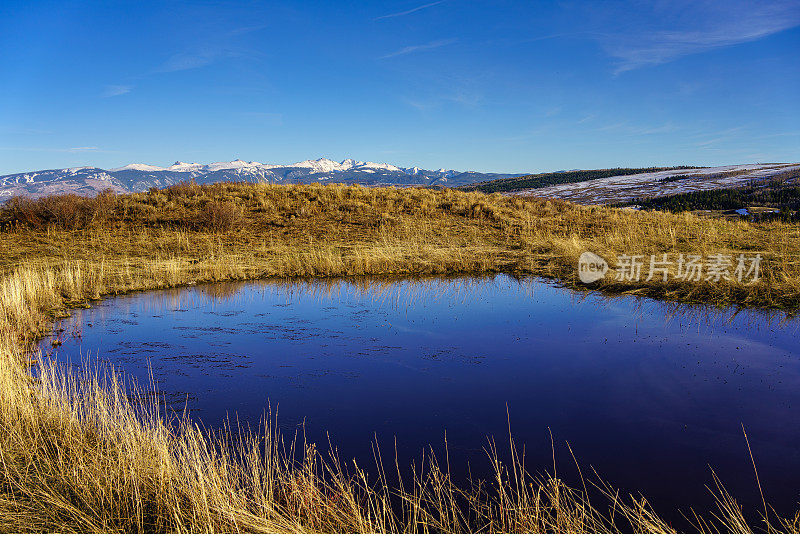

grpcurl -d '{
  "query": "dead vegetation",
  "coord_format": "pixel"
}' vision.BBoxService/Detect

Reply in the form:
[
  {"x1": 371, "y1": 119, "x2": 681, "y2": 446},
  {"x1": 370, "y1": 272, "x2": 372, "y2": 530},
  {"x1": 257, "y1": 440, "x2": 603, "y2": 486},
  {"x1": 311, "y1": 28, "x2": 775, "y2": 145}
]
[{"x1": 0, "y1": 181, "x2": 799, "y2": 532}]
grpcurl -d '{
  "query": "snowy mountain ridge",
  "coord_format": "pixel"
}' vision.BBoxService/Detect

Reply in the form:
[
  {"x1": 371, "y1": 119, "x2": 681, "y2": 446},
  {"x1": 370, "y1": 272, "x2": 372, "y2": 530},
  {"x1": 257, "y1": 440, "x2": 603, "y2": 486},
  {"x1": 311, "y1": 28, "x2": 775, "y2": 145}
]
[
  {"x1": 108, "y1": 158, "x2": 446, "y2": 175},
  {"x1": 0, "y1": 158, "x2": 514, "y2": 198}
]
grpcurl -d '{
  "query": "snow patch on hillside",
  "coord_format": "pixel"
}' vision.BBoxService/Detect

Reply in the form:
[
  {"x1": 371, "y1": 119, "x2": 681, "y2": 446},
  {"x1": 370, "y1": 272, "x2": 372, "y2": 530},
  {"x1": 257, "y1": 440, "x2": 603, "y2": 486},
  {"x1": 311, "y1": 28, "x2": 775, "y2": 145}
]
[
  {"x1": 112, "y1": 163, "x2": 167, "y2": 172},
  {"x1": 515, "y1": 163, "x2": 800, "y2": 205}
]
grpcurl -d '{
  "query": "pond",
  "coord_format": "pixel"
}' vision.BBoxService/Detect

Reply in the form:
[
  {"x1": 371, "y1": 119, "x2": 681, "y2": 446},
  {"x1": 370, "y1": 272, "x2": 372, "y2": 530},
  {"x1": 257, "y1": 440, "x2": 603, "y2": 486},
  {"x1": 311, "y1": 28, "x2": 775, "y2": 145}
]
[{"x1": 44, "y1": 275, "x2": 800, "y2": 520}]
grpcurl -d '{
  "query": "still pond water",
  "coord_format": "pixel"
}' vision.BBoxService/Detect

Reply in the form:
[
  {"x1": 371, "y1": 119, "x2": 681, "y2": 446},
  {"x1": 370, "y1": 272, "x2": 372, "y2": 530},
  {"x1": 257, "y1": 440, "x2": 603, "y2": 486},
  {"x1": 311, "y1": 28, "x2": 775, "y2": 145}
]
[{"x1": 46, "y1": 275, "x2": 800, "y2": 518}]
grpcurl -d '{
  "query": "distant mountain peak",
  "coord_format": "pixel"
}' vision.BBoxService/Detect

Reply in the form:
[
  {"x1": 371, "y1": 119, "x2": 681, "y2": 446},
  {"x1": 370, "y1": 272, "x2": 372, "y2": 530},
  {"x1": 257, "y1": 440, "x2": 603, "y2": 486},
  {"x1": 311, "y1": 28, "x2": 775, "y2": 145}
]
[
  {"x1": 112, "y1": 163, "x2": 166, "y2": 172},
  {"x1": 0, "y1": 158, "x2": 524, "y2": 199}
]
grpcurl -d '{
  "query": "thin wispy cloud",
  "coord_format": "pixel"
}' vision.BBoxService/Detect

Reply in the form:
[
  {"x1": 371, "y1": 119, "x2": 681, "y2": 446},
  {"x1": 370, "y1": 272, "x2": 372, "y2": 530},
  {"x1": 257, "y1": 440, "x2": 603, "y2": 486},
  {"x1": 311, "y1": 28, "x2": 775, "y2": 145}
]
[
  {"x1": 154, "y1": 25, "x2": 263, "y2": 74},
  {"x1": 755, "y1": 130, "x2": 800, "y2": 139},
  {"x1": 375, "y1": 0, "x2": 446, "y2": 20},
  {"x1": 600, "y1": 0, "x2": 800, "y2": 73},
  {"x1": 157, "y1": 49, "x2": 221, "y2": 73},
  {"x1": 595, "y1": 121, "x2": 680, "y2": 136},
  {"x1": 693, "y1": 126, "x2": 747, "y2": 148},
  {"x1": 228, "y1": 24, "x2": 269, "y2": 36},
  {"x1": 545, "y1": 106, "x2": 562, "y2": 117},
  {"x1": 695, "y1": 137, "x2": 726, "y2": 147},
  {"x1": 638, "y1": 123, "x2": 679, "y2": 135},
  {"x1": 69, "y1": 146, "x2": 99, "y2": 151},
  {"x1": 155, "y1": 46, "x2": 253, "y2": 73},
  {"x1": 449, "y1": 90, "x2": 481, "y2": 107},
  {"x1": 381, "y1": 38, "x2": 456, "y2": 59},
  {"x1": 101, "y1": 85, "x2": 131, "y2": 97},
  {"x1": 404, "y1": 99, "x2": 434, "y2": 111}
]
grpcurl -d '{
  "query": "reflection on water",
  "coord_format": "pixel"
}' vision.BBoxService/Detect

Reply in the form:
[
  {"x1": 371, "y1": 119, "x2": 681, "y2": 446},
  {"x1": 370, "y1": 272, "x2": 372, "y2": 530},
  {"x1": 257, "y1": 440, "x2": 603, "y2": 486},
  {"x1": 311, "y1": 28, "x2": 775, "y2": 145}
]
[{"x1": 45, "y1": 275, "x2": 800, "y2": 519}]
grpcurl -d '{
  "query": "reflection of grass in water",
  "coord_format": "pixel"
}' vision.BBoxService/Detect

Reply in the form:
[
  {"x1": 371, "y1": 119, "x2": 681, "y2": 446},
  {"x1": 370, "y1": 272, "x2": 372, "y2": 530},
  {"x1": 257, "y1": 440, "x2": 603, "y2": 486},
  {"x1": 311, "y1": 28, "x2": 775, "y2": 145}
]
[
  {"x1": 253, "y1": 274, "x2": 528, "y2": 311},
  {"x1": 119, "y1": 274, "x2": 533, "y2": 316},
  {"x1": 98, "y1": 273, "x2": 800, "y2": 335},
  {"x1": 568, "y1": 283, "x2": 800, "y2": 334},
  {"x1": 1, "y1": 182, "x2": 800, "y2": 531}
]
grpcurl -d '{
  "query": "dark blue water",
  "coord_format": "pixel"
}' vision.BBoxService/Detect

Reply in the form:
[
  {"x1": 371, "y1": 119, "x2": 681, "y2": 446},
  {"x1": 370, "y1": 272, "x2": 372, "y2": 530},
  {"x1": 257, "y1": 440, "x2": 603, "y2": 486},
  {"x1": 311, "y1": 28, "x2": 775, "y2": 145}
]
[{"x1": 45, "y1": 275, "x2": 800, "y2": 520}]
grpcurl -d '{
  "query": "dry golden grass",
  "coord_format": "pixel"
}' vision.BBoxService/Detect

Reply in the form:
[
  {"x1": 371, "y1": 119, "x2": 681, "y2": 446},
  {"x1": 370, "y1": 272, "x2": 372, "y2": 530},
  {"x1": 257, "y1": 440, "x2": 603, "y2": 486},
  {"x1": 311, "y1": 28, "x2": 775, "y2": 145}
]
[
  {"x1": 3, "y1": 181, "x2": 799, "y2": 316},
  {"x1": 1, "y1": 182, "x2": 799, "y2": 533}
]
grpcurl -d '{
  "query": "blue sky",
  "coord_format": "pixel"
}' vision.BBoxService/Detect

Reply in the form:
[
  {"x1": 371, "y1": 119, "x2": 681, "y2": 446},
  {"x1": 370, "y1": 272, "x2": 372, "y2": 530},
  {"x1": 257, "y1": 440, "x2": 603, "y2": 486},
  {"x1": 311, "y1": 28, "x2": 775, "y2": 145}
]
[{"x1": 1, "y1": 0, "x2": 798, "y2": 174}]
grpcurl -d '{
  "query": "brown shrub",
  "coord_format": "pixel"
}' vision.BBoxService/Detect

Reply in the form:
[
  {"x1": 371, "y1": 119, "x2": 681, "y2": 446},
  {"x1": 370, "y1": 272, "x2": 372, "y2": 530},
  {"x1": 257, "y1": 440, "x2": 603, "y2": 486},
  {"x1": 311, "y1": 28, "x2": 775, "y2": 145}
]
[
  {"x1": 198, "y1": 200, "x2": 245, "y2": 232},
  {"x1": 3, "y1": 196, "x2": 44, "y2": 228},
  {"x1": 93, "y1": 189, "x2": 117, "y2": 220},
  {"x1": 1, "y1": 192, "x2": 117, "y2": 230},
  {"x1": 165, "y1": 181, "x2": 200, "y2": 200},
  {"x1": 43, "y1": 195, "x2": 86, "y2": 227}
]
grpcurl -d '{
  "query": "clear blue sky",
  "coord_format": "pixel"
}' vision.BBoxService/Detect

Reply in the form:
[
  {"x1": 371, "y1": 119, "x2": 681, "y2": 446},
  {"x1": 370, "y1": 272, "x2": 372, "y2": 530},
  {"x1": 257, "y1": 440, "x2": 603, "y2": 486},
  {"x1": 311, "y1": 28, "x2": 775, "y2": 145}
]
[{"x1": 1, "y1": 0, "x2": 798, "y2": 174}]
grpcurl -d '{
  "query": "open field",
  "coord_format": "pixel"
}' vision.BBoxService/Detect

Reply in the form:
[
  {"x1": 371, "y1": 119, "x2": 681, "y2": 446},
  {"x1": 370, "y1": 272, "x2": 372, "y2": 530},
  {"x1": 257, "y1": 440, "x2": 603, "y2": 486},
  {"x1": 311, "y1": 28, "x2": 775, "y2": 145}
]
[{"x1": 1, "y1": 182, "x2": 800, "y2": 532}]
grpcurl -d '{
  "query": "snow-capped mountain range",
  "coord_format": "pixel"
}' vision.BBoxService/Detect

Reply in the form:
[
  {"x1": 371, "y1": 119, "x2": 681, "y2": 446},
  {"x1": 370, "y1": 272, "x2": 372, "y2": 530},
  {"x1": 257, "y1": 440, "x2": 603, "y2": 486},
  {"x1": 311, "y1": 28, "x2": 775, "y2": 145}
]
[{"x1": 0, "y1": 158, "x2": 522, "y2": 198}]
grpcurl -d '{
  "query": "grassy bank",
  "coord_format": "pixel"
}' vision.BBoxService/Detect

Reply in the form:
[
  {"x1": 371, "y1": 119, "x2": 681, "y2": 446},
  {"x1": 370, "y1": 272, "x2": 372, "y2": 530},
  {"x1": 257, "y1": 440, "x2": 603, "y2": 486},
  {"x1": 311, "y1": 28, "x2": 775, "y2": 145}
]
[
  {"x1": 1, "y1": 182, "x2": 799, "y2": 532},
  {"x1": 3, "y1": 181, "x2": 800, "y2": 316}
]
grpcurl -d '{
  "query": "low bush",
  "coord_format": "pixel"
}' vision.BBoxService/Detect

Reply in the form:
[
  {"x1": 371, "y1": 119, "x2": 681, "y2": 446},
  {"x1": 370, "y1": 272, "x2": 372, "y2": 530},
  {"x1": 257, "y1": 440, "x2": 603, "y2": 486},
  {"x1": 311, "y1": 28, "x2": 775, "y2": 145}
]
[
  {"x1": 198, "y1": 200, "x2": 245, "y2": 232},
  {"x1": 1, "y1": 190, "x2": 117, "y2": 230}
]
